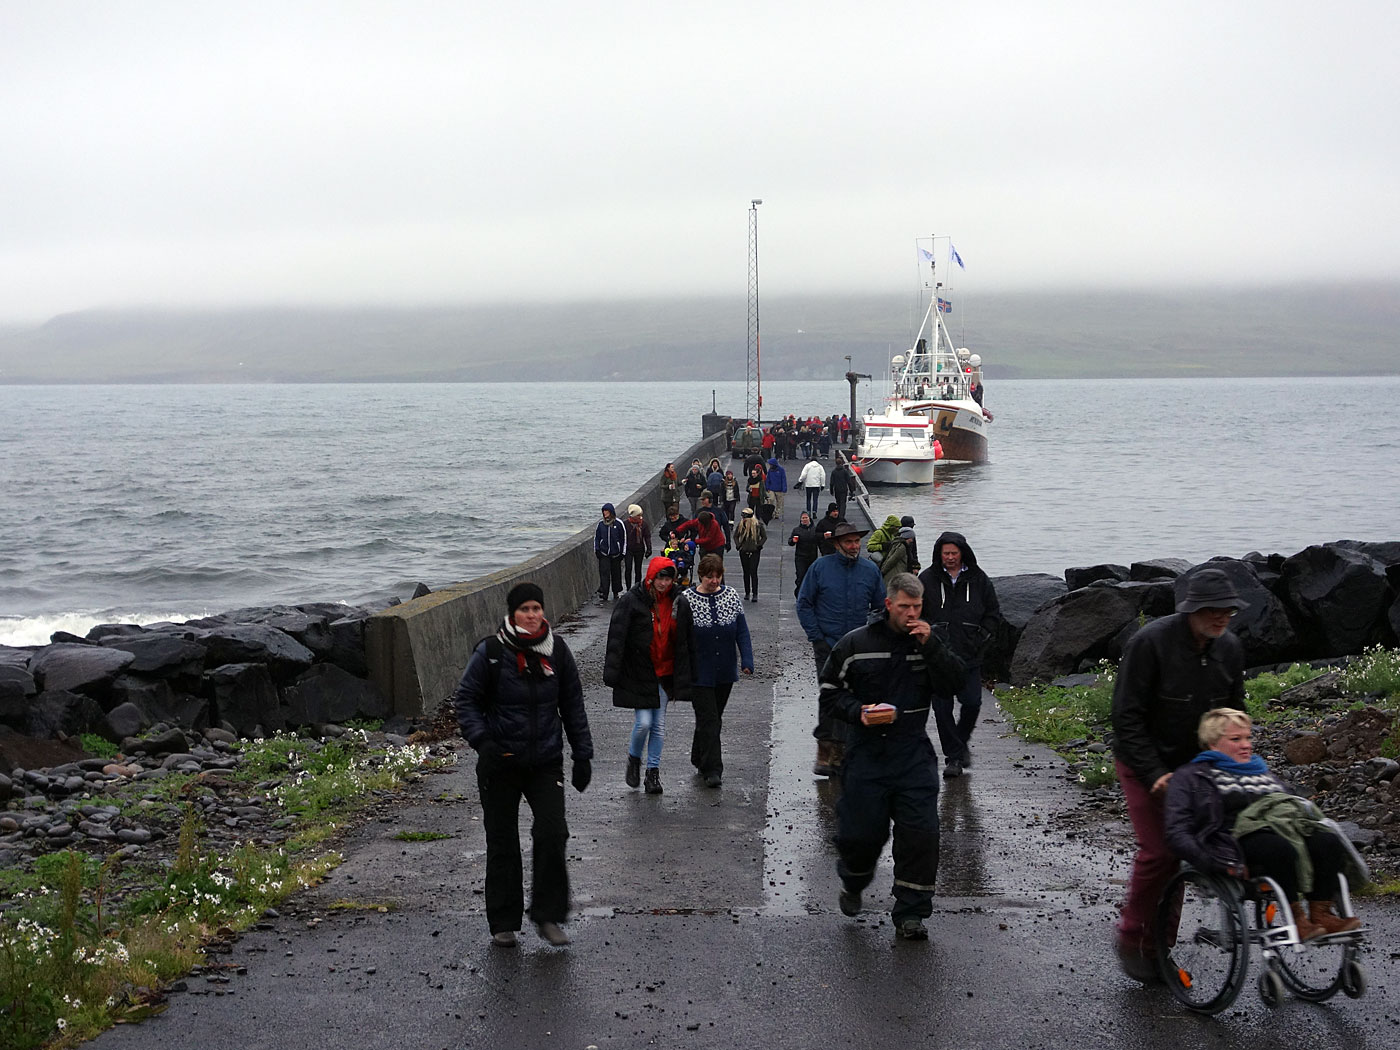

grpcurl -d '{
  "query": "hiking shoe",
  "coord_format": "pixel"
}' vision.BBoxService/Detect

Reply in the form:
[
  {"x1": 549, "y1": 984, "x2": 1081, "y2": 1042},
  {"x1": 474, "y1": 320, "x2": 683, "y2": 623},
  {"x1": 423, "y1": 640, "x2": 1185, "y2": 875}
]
[
  {"x1": 813, "y1": 741, "x2": 836, "y2": 777},
  {"x1": 644, "y1": 767, "x2": 663, "y2": 795},
  {"x1": 943, "y1": 758, "x2": 963, "y2": 779},
  {"x1": 839, "y1": 889, "x2": 861, "y2": 917},
  {"x1": 625, "y1": 753, "x2": 641, "y2": 789},
  {"x1": 536, "y1": 921, "x2": 570, "y2": 946},
  {"x1": 895, "y1": 918, "x2": 929, "y2": 941},
  {"x1": 491, "y1": 931, "x2": 517, "y2": 948},
  {"x1": 704, "y1": 772, "x2": 722, "y2": 788}
]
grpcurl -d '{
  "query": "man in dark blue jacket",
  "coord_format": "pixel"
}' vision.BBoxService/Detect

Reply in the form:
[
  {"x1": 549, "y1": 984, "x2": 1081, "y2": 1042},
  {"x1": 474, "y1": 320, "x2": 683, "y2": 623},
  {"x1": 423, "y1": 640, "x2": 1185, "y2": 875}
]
[
  {"x1": 594, "y1": 503, "x2": 628, "y2": 601},
  {"x1": 453, "y1": 582, "x2": 594, "y2": 948},
  {"x1": 798, "y1": 521, "x2": 885, "y2": 775},
  {"x1": 821, "y1": 572, "x2": 964, "y2": 940},
  {"x1": 916, "y1": 530, "x2": 1001, "y2": 778}
]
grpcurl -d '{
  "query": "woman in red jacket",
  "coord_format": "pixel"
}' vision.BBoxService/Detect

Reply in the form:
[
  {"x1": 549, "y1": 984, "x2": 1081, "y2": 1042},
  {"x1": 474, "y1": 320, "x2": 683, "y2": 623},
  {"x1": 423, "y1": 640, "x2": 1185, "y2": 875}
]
[{"x1": 675, "y1": 510, "x2": 726, "y2": 563}]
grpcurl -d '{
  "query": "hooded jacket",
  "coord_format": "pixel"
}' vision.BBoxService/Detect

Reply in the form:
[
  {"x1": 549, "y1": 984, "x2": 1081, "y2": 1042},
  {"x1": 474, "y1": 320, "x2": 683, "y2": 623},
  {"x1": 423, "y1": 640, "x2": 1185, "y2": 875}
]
[
  {"x1": 915, "y1": 531, "x2": 1001, "y2": 665},
  {"x1": 764, "y1": 459, "x2": 788, "y2": 493},
  {"x1": 796, "y1": 550, "x2": 886, "y2": 648},
  {"x1": 604, "y1": 557, "x2": 678, "y2": 708},
  {"x1": 864, "y1": 515, "x2": 903, "y2": 558},
  {"x1": 594, "y1": 505, "x2": 627, "y2": 558}
]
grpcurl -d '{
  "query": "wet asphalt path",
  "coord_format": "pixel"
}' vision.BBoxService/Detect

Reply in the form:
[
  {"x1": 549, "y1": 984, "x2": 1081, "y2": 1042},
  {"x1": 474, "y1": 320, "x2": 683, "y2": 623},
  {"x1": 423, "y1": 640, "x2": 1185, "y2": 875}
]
[{"x1": 92, "y1": 538, "x2": 1400, "y2": 1049}]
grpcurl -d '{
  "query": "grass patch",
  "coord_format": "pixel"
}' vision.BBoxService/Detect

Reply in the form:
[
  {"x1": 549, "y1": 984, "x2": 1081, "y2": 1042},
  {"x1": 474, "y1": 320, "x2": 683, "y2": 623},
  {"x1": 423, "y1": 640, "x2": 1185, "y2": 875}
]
[
  {"x1": 995, "y1": 661, "x2": 1115, "y2": 748},
  {"x1": 78, "y1": 734, "x2": 119, "y2": 759},
  {"x1": 1340, "y1": 645, "x2": 1400, "y2": 701},
  {"x1": 393, "y1": 830, "x2": 453, "y2": 842},
  {"x1": 326, "y1": 899, "x2": 397, "y2": 913},
  {"x1": 1242, "y1": 663, "x2": 1329, "y2": 719},
  {"x1": 0, "y1": 733, "x2": 439, "y2": 1050}
]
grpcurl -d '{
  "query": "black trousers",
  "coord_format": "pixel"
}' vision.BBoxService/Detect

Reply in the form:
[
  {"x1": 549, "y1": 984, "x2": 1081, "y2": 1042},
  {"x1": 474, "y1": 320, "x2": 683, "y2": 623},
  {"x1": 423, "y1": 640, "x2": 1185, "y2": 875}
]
[
  {"x1": 597, "y1": 553, "x2": 623, "y2": 597},
  {"x1": 624, "y1": 548, "x2": 646, "y2": 589},
  {"x1": 738, "y1": 549, "x2": 762, "y2": 597},
  {"x1": 1238, "y1": 828, "x2": 1353, "y2": 903},
  {"x1": 836, "y1": 738, "x2": 941, "y2": 923},
  {"x1": 477, "y1": 756, "x2": 569, "y2": 933},
  {"x1": 689, "y1": 683, "x2": 733, "y2": 776}
]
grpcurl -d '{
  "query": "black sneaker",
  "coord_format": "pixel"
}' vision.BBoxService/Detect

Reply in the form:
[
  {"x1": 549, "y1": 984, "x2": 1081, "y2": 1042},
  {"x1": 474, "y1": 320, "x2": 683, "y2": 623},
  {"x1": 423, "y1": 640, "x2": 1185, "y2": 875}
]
[
  {"x1": 625, "y1": 754, "x2": 641, "y2": 789},
  {"x1": 704, "y1": 772, "x2": 722, "y2": 788},
  {"x1": 895, "y1": 918, "x2": 929, "y2": 940},
  {"x1": 839, "y1": 888, "x2": 861, "y2": 917},
  {"x1": 943, "y1": 758, "x2": 963, "y2": 779},
  {"x1": 644, "y1": 767, "x2": 663, "y2": 795}
]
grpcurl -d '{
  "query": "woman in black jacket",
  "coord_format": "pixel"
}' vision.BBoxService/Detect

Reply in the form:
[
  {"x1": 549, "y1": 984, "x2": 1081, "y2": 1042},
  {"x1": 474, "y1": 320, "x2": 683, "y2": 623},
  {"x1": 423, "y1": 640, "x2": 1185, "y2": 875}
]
[
  {"x1": 453, "y1": 582, "x2": 593, "y2": 948},
  {"x1": 788, "y1": 511, "x2": 820, "y2": 597}
]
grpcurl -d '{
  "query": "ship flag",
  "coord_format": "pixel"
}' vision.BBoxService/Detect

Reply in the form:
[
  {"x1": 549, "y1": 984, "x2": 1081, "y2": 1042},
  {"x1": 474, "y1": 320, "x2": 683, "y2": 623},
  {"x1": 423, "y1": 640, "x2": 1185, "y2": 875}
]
[
  {"x1": 950, "y1": 244, "x2": 965, "y2": 269},
  {"x1": 918, "y1": 246, "x2": 935, "y2": 263},
  {"x1": 937, "y1": 297, "x2": 952, "y2": 314}
]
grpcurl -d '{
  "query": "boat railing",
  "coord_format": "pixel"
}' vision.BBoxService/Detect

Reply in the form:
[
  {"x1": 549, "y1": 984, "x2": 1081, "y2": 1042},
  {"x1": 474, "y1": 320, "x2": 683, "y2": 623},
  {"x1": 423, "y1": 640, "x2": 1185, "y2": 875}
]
[{"x1": 836, "y1": 449, "x2": 873, "y2": 524}]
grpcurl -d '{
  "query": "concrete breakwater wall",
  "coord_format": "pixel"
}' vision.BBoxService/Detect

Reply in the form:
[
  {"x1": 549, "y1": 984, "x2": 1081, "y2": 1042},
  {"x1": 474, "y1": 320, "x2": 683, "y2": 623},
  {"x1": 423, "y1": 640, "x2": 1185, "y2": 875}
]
[{"x1": 365, "y1": 430, "x2": 730, "y2": 716}]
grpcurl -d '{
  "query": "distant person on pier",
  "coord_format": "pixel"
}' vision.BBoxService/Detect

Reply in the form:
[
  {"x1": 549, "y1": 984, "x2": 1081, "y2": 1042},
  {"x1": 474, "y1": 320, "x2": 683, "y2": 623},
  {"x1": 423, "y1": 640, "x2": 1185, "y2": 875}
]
[
  {"x1": 594, "y1": 503, "x2": 628, "y2": 602},
  {"x1": 606, "y1": 557, "x2": 679, "y2": 796},
  {"x1": 696, "y1": 492, "x2": 730, "y2": 552},
  {"x1": 660, "y1": 463, "x2": 679, "y2": 510},
  {"x1": 880, "y1": 527, "x2": 917, "y2": 585},
  {"x1": 798, "y1": 521, "x2": 885, "y2": 777},
  {"x1": 796, "y1": 457, "x2": 826, "y2": 516},
  {"x1": 658, "y1": 505, "x2": 686, "y2": 545},
  {"x1": 822, "y1": 572, "x2": 964, "y2": 941},
  {"x1": 765, "y1": 457, "x2": 787, "y2": 520},
  {"x1": 830, "y1": 460, "x2": 851, "y2": 520},
  {"x1": 734, "y1": 507, "x2": 768, "y2": 602},
  {"x1": 623, "y1": 504, "x2": 652, "y2": 590},
  {"x1": 453, "y1": 582, "x2": 593, "y2": 948},
  {"x1": 746, "y1": 464, "x2": 768, "y2": 517},
  {"x1": 761, "y1": 427, "x2": 775, "y2": 456},
  {"x1": 1109, "y1": 568, "x2": 1247, "y2": 983},
  {"x1": 839, "y1": 414, "x2": 850, "y2": 444},
  {"x1": 788, "y1": 511, "x2": 820, "y2": 597},
  {"x1": 818, "y1": 427, "x2": 832, "y2": 459},
  {"x1": 916, "y1": 532, "x2": 1002, "y2": 780},
  {"x1": 683, "y1": 462, "x2": 707, "y2": 518},
  {"x1": 674, "y1": 553, "x2": 753, "y2": 788},
  {"x1": 900, "y1": 516, "x2": 921, "y2": 573},
  {"x1": 722, "y1": 469, "x2": 741, "y2": 527},
  {"x1": 865, "y1": 515, "x2": 903, "y2": 566},
  {"x1": 816, "y1": 503, "x2": 844, "y2": 556}
]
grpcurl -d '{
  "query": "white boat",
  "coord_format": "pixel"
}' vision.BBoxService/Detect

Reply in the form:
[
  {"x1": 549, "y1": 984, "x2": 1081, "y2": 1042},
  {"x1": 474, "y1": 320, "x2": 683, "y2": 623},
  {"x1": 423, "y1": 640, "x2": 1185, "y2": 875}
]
[{"x1": 853, "y1": 240, "x2": 991, "y2": 484}]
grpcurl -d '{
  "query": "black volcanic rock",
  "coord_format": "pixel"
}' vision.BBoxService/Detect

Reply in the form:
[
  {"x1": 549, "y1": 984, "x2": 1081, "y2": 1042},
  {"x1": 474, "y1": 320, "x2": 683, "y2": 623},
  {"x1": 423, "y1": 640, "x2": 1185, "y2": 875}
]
[
  {"x1": 1011, "y1": 585, "x2": 1140, "y2": 685},
  {"x1": 30, "y1": 643, "x2": 134, "y2": 696},
  {"x1": 99, "y1": 632, "x2": 208, "y2": 677},
  {"x1": 206, "y1": 662, "x2": 283, "y2": 738},
  {"x1": 1129, "y1": 558, "x2": 1192, "y2": 581},
  {"x1": 26, "y1": 689, "x2": 107, "y2": 739},
  {"x1": 283, "y1": 664, "x2": 390, "y2": 727},
  {"x1": 194, "y1": 625, "x2": 315, "y2": 682},
  {"x1": 1281, "y1": 544, "x2": 1393, "y2": 656},
  {"x1": 1064, "y1": 564, "x2": 1130, "y2": 590},
  {"x1": 984, "y1": 574, "x2": 1068, "y2": 680}
]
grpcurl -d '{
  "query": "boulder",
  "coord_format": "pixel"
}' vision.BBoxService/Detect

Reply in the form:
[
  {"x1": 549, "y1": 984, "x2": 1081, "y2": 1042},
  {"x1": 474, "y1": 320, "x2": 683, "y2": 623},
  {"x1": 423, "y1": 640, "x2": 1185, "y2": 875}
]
[
  {"x1": 1129, "y1": 557, "x2": 1192, "y2": 581},
  {"x1": 1280, "y1": 544, "x2": 1393, "y2": 656},
  {"x1": 106, "y1": 675, "x2": 178, "y2": 723},
  {"x1": 206, "y1": 662, "x2": 283, "y2": 738},
  {"x1": 982, "y1": 573, "x2": 1067, "y2": 680},
  {"x1": 26, "y1": 689, "x2": 107, "y2": 739},
  {"x1": 0, "y1": 664, "x2": 37, "y2": 702},
  {"x1": 325, "y1": 616, "x2": 369, "y2": 676},
  {"x1": 1282, "y1": 732, "x2": 1327, "y2": 765},
  {"x1": 282, "y1": 663, "x2": 391, "y2": 726},
  {"x1": 85, "y1": 623, "x2": 145, "y2": 641},
  {"x1": 1177, "y1": 559, "x2": 1300, "y2": 665},
  {"x1": 194, "y1": 625, "x2": 315, "y2": 682},
  {"x1": 0, "y1": 646, "x2": 33, "y2": 668},
  {"x1": 1010, "y1": 585, "x2": 1141, "y2": 685},
  {"x1": 1090, "y1": 578, "x2": 1176, "y2": 618},
  {"x1": 98, "y1": 631, "x2": 208, "y2": 677},
  {"x1": 129, "y1": 727, "x2": 190, "y2": 756},
  {"x1": 103, "y1": 702, "x2": 147, "y2": 742},
  {"x1": 1064, "y1": 564, "x2": 1130, "y2": 590},
  {"x1": 1277, "y1": 670, "x2": 1346, "y2": 707},
  {"x1": 29, "y1": 643, "x2": 134, "y2": 696},
  {"x1": 1333, "y1": 539, "x2": 1400, "y2": 567}
]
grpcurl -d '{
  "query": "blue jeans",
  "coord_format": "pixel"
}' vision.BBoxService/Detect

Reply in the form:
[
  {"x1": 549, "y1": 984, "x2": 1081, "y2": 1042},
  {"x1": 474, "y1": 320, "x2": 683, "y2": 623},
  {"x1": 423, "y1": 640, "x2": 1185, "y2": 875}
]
[
  {"x1": 629, "y1": 687, "x2": 670, "y2": 769},
  {"x1": 804, "y1": 486, "x2": 821, "y2": 515}
]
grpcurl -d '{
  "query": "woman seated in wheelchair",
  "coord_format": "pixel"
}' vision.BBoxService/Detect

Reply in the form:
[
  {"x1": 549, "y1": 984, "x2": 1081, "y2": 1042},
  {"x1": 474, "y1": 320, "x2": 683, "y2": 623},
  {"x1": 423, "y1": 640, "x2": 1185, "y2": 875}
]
[{"x1": 1163, "y1": 707, "x2": 1365, "y2": 941}]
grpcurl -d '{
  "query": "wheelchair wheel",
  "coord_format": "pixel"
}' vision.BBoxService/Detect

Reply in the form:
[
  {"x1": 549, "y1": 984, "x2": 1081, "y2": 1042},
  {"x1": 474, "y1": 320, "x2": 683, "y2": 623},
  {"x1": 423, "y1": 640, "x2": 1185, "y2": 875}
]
[
  {"x1": 1256, "y1": 896, "x2": 1347, "y2": 1002},
  {"x1": 1341, "y1": 960, "x2": 1366, "y2": 999},
  {"x1": 1154, "y1": 869, "x2": 1249, "y2": 1014},
  {"x1": 1258, "y1": 967, "x2": 1284, "y2": 1007}
]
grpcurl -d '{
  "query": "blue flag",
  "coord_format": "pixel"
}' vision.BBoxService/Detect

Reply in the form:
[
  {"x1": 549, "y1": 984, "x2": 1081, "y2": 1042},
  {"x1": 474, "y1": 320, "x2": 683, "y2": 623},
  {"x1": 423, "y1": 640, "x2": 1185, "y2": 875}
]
[
  {"x1": 950, "y1": 244, "x2": 965, "y2": 269},
  {"x1": 918, "y1": 246, "x2": 935, "y2": 263},
  {"x1": 937, "y1": 297, "x2": 952, "y2": 314}
]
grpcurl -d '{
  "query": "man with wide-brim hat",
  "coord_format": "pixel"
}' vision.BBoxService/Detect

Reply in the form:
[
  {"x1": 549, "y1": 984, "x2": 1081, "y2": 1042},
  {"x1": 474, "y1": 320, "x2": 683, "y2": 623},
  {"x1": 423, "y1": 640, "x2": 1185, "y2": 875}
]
[
  {"x1": 1110, "y1": 566, "x2": 1248, "y2": 982},
  {"x1": 797, "y1": 518, "x2": 885, "y2": 776}
]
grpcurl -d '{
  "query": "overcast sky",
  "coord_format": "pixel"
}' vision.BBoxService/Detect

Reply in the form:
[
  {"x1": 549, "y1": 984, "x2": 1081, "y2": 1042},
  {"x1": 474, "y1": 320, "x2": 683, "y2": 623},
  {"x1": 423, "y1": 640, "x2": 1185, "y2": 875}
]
[{"x1": 2, "y1": 1, "x2": 1396, "y2": 321}]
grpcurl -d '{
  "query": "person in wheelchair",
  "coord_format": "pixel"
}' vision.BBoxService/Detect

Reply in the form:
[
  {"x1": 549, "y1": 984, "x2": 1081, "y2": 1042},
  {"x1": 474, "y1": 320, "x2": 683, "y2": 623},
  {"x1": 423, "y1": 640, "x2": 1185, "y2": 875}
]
[{"x1": 1163, "y1": 708, "x2": 1366, "y2": 941}]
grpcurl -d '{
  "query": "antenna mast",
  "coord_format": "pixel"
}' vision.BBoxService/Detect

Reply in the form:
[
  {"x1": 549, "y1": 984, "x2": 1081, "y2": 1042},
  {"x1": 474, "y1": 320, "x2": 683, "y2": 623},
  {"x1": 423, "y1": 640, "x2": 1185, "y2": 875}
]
[{"x1": 747, "y1": 199, "x2": 763, "y2": 421}]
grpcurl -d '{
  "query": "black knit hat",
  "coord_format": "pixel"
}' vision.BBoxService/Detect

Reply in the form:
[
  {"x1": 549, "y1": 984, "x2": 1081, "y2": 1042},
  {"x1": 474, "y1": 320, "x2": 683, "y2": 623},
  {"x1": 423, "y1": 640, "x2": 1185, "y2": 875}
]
[{"x1": 506, "y1": 582, "x2": 545, "y2": 615}]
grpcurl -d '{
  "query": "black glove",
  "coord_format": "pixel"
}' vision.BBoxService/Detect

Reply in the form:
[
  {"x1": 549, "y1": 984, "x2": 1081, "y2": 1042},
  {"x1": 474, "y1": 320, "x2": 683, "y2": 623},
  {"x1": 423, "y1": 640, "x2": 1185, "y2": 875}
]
[
  {"x1": 571, "y1": 758, "x2": 592, "y2": 793},
  {"x1": 475, "y1": 739, "x2": 508, "y2": 762}
]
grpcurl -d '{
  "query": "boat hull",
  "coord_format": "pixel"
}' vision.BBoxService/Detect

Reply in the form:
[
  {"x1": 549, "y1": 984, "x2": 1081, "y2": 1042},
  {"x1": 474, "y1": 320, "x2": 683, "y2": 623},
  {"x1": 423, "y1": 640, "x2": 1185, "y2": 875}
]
[{"x1": 855, "y1": 456, "x2": 936, "y2": 486}]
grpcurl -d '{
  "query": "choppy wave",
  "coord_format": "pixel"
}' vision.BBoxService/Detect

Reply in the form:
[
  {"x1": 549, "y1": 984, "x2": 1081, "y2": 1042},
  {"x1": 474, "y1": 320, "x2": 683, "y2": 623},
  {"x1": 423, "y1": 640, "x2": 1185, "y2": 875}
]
[{"x1": 0, "y1": 609, "x2": 215, "y2": 648}]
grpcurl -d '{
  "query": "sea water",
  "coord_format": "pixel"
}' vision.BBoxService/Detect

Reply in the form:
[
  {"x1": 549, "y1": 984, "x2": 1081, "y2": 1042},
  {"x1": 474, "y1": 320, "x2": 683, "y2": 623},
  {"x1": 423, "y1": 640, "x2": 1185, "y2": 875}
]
[{"x1": 2, "y1": 377, "x2": 1397, "y2": 645}]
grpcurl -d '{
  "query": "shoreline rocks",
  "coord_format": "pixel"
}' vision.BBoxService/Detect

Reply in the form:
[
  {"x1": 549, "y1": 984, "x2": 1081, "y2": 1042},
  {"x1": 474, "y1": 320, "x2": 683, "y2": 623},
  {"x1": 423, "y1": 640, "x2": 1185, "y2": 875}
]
[{"x1": 991, "y1": 539, "x2": 1400, "y2": 685}]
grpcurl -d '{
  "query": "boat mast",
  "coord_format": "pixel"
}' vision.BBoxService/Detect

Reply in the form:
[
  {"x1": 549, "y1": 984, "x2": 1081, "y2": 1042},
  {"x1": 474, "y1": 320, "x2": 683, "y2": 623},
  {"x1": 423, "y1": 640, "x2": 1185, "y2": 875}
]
[{"x1": 747, "y1": 199, "x2": 763, "y2": 422}]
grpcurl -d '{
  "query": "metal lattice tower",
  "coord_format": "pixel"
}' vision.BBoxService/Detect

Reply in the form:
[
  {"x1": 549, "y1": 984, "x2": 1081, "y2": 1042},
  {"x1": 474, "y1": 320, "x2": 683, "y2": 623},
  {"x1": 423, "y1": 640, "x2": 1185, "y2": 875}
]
[{"x1": 747, "y1": 199, "x2": 762, "y2": 421}]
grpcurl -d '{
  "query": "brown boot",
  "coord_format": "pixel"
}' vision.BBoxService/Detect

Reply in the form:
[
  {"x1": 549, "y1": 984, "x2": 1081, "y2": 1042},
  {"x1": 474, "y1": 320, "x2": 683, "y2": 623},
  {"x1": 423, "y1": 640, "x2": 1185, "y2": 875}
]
[
  {"x1": 829, "y1": 740, "x2": 846, "y2": 771},
  {"x1": 813, "y1": 740, "x2": 835, "y2": 777},
  {"x1": 1309, "y1": 900, "x2": 1361, "y2": 935},
  {"x1": 1290, "y1": 900, "x2": 1327, "y2": 941}
]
